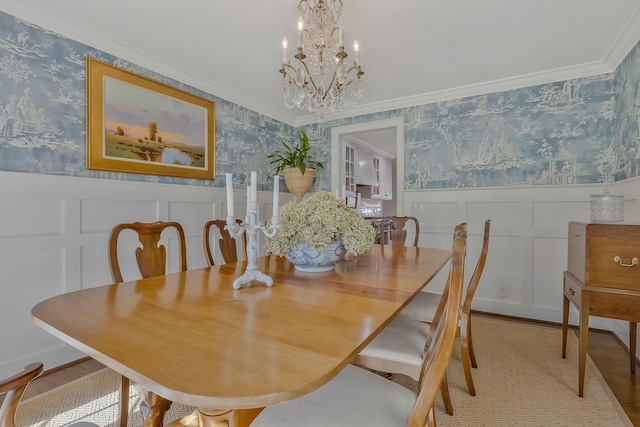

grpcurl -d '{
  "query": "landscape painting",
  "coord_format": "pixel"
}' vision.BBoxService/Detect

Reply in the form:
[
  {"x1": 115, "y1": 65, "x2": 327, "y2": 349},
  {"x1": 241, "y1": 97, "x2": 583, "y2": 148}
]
[{"x1": 86, "y1": 58, "x2": 215, "y2": 180}]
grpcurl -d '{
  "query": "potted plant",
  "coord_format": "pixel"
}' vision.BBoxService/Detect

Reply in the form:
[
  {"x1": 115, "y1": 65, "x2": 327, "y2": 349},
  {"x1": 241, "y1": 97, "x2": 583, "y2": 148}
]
[
  {"x1": 267, "y1": 129, "x2": 324, "y2": 202},
  {"x1": 265, "y1": 191, "x2": 375, "y2": 272}
]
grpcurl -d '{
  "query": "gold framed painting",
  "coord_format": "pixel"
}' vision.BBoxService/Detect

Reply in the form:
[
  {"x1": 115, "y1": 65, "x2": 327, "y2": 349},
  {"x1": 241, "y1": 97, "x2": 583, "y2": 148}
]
[{"x1": 86, "y1": 57, "x2": 215, "y2": 180}]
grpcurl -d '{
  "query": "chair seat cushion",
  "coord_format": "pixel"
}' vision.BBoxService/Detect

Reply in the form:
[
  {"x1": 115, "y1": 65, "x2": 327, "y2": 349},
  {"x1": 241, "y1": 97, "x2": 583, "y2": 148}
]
[
  {"x1": 251, "y1": 364, "x2": 415, "y2": 427},
  {"x1": 358, "y1": 314, "x2": 430, "y2": 368},
  {"x1": 399, "y1": 291, "x2": 441, "y2": 322}
]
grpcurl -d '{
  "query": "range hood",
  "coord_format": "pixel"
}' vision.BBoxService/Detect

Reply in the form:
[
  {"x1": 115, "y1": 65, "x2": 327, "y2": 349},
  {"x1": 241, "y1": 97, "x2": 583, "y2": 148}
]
[{"x1": 355, "y1": 150, "x2": 378, "y2": 186}]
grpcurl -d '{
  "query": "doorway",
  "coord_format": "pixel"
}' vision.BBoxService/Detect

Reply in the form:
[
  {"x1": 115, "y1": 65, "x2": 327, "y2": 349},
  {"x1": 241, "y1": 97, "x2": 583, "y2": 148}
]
[{"x1": 330, "y1": 117, "x2": 405, "y2": 215}]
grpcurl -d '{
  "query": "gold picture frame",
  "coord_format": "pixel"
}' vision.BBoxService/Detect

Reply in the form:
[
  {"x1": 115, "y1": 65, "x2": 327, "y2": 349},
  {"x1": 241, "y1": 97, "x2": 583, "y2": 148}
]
[{"x1": 86, "y1": 57, "x2": 215, "y2": 180}]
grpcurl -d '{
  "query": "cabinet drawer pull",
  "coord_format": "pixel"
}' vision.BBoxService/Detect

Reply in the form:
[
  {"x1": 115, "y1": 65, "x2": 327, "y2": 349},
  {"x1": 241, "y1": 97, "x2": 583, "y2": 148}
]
[
  {"x1": 568, "y1": 288, "x2": 575, "y2": 296},
  {"x1": 613, "y1": 256, "x2": 639, "y2": 267}
]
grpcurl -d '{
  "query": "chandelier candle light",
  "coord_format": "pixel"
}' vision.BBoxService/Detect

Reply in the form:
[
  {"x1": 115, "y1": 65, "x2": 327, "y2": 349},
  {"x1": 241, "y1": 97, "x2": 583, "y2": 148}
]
[
  {"x1": 280, "y1": 0, "x2": 364, "y2": 115},
  {"x1": 225, "y1": 172, "x2": 280, "y2": 289}
]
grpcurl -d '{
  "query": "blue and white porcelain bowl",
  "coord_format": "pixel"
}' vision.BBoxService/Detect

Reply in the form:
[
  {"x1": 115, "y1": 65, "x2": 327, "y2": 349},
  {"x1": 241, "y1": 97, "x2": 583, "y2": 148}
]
[{"x1": 286, "y1": 240, "x2": 346, "y2": 272}]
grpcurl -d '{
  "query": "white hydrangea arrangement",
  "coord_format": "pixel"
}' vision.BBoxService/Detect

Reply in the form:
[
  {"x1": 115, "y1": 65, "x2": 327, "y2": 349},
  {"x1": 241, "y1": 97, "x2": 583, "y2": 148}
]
[{"x1": 265, "y1": 191, "x2": 375, "y2": 257}]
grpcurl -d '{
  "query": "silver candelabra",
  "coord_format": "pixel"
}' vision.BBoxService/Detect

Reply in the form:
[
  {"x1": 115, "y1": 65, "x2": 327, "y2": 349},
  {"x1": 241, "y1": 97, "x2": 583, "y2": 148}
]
[{"x1": 225, "y1": 212, "x2": 280, "y2": 289}]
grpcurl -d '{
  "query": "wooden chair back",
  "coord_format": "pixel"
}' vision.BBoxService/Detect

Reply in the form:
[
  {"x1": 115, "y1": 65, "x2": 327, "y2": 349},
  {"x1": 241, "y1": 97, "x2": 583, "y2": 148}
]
[
  {"x1": 107, "y1": 221, "x2": 187, "y2": 426},
  {"x1": 203, "y1": 219, "x2": 247, "y2": 266},
  {"x1": 462, "y1": 220, "x2": 490, "y2": 316},
  {"x1": 426, "y1": 222, "x2": 466, "y2": 335},
  {"x1": 408, "y1": 233, "x2": 466, "y2": 427},
  {"x1": 387, "y1": 216, "x2": 420, "y2": 247},
  {"x1": 108, "y1": 221, "x2": 187, "y2": 283},
  {"x1": 0, "y1": 362, "x2": 43, "y2": 427}
]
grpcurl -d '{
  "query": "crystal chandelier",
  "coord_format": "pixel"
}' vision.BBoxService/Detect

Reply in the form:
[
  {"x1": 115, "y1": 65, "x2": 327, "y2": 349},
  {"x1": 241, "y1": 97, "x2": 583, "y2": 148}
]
[{"x1": 280, "y1": 0, "x2": 364, "y2": 116}]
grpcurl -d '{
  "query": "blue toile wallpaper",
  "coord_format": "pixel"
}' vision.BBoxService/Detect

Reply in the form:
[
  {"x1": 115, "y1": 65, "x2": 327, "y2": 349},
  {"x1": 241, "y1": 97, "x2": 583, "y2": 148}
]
[
  {"x1": 0, "y1": 11, "x2": 293, "y2": 191},
  {"x1": 307, "y1": 41, "x2": 640, "y2": 189},
  {"x1": 0, "y1": 9, "x2": 639, "y2": 191}
]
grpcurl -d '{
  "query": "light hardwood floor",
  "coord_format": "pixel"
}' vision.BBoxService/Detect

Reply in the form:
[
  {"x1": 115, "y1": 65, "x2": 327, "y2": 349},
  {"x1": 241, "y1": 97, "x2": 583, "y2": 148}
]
[
  {"x1": 13, "y1": 315, "x2": 640, "y2": 425},
  {"x1": 588, "y1": 328, "x2": 640, "y2": 425}
]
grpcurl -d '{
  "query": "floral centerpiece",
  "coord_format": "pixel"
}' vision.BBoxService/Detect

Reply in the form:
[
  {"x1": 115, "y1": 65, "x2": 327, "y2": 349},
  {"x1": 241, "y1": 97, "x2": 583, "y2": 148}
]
[{"x1": 265, "y1": 191, "x2": 375, "y2": 271}]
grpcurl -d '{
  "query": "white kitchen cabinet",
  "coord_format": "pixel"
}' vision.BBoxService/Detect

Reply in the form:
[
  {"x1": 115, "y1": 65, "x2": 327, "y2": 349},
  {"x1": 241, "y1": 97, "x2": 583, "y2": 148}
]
[
  {"x1": 343, "y1": 141, "x2": 357, "y2": 195},
  {"x1": 354, "y1": 149, "x2": 377, "y2": 186},
  {"x1": 372, "y1": 155, "x2": 392, "y2": 200}
]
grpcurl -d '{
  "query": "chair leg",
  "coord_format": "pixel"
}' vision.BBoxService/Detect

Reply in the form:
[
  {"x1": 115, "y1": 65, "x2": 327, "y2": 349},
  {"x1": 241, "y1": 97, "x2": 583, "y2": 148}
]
[
  {"x1": 468, "y1": 318, "x2": 478, "y2": 369},
  {"x1": 427, "y1": 405, "x2": 436, "y2": 427},
  {"x1": 119, "y1": 375, "x2": 130, "y2": 427},
  {"x1": 460, "y1": 312, "x2": 476, "y2": 396},
  {"x1": 630, "y1": 321, "x2": 637, "y2": 374},
  {"x1": 440, "y1": 373, "x2": 454, "y2": 415}
]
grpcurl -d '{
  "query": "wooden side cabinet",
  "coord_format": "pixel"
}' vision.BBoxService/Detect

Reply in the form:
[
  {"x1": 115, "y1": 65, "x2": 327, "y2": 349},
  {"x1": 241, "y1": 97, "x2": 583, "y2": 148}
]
[{"x1": 562, "y1": 221, "x2": 640, "y2": 396}]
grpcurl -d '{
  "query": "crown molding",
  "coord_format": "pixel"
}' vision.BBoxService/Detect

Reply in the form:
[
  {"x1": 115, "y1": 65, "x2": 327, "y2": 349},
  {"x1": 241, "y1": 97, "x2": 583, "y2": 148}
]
[{"x1": 603, "y1": 5, "x2": 640, "y2": 69}]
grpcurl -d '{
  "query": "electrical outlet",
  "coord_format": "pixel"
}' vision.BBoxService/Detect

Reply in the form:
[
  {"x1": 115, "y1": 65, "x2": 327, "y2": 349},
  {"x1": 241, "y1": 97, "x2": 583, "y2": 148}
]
[{"x1": 498, "y1": 285, "x2": 508, "y2": 298}]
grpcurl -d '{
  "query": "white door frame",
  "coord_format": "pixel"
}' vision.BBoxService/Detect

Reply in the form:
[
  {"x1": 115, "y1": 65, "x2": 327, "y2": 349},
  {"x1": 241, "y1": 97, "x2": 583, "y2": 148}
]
[{"x1": 330, "y1": 116, "x2": 405, "y2": 215}]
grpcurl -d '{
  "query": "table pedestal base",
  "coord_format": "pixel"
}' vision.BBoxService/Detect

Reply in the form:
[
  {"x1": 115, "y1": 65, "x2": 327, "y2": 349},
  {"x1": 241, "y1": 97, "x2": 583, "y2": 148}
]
[
  {"x1": 164, "y1": 408, "x2": 263, "y2": 427},
  {"x1": 137, "y1": 386, "x2": 172, "y2": 427}
]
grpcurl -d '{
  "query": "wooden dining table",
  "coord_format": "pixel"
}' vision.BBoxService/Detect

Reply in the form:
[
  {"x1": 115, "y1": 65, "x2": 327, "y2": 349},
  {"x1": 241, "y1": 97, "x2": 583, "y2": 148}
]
[{"x1": 32, "y1": 244, "x2": 451, "y2": 427}]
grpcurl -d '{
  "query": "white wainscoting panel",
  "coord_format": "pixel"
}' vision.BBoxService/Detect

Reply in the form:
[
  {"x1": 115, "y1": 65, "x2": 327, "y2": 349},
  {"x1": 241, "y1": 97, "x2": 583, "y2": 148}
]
[
  {"x1": 0, "y1": 198, "x2": 64, "y2": 237},
  {"x1": 532, "y1": 236, "x2": 568, "y2": 311},
  {"x1": 80, "y1": 199, "x2": 160, "y2": 234},
  {"x1": 532, "y1": 201, "x2": 590, "y2": 228},
  {"x1": 467, "y1": 201, "x2": 522, "y2": 227}
]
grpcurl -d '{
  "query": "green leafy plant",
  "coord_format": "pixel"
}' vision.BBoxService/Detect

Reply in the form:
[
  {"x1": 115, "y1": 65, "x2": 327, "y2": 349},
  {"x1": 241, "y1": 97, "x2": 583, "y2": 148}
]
[
  {"x1": 267, "y1": 129, "x2": 325, "y2": 174},
  {"x1": 265, "y1": 191, "x2": 375, "y2": 256}
]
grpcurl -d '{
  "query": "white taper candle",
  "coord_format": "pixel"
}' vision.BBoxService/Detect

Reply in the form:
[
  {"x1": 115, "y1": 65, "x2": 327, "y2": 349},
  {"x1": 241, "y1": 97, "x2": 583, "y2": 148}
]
[
  {"x1": 250, "y1": 172, "x2": 257, "y2": 208},
  {"x1": 225, "y1": 173, "x2": 234, "y2": 217},
  {"x1": 282, "y1": 37, "x2": 288, "y2": 63},
  {"x1": 273, "y1": 175, "x2": 280, "y2": 217},
  {"x1": 246, "y1": 183, "x2": 252, "y2": 212}
]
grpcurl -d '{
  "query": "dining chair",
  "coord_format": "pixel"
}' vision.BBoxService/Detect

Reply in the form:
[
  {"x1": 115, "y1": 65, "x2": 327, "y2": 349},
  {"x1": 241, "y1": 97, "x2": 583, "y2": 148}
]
[
  {"x1": 400, "y1": 219, "x2": 490, "y2": 397},
  {"x1": 203, "y1": 219, "x2": 247, "y2": 266},
  {"x1": 1, "y1": 362, "x2": 100, "y2": 427},
  {"x1": 350, "y1": 223, "x2": 466, "y2": 416},
  {"x1": 372, "y1": 217, "x2": 391, "y2": 245},
  {"x1": 108, "y1": 220, "x2": 188, "y2": 427},
  {"x1": 387, "y1": 215, "x2": 420, "y2": 247},
  {"x1": 1, "y1": 362, "x2": 43, "y2": 427},
  {"x1": 250, "y1": 234, "x2": 466, "y2": 427}
]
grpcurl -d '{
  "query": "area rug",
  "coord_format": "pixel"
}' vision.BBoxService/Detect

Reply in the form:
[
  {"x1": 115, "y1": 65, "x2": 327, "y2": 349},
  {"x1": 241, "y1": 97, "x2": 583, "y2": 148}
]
[
  {"x1": 15, "y1": 316, "x2": 633, "y2": 426},
  {"x1": 16, "y1": 370, "x2": 195, "y2": 426},
  {"x1": 426, "y1": 316, "x2": 634, "y2": 426}
]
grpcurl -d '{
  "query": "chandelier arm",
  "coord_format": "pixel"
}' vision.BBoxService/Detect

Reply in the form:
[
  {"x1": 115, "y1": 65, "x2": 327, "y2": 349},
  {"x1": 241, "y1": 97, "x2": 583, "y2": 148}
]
[
  {"x1": 344, "y1": 62, "x2": 362, "y2": 78},
  {"x1": 298, "y1": 58, "x2": 320, "y2": 94},
  {"x1": 322, "y1": 67, "x2": 340, "y2": 101},
  {"x1": 280, "y1": 62, "x2": 308, "y2": 90}
]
